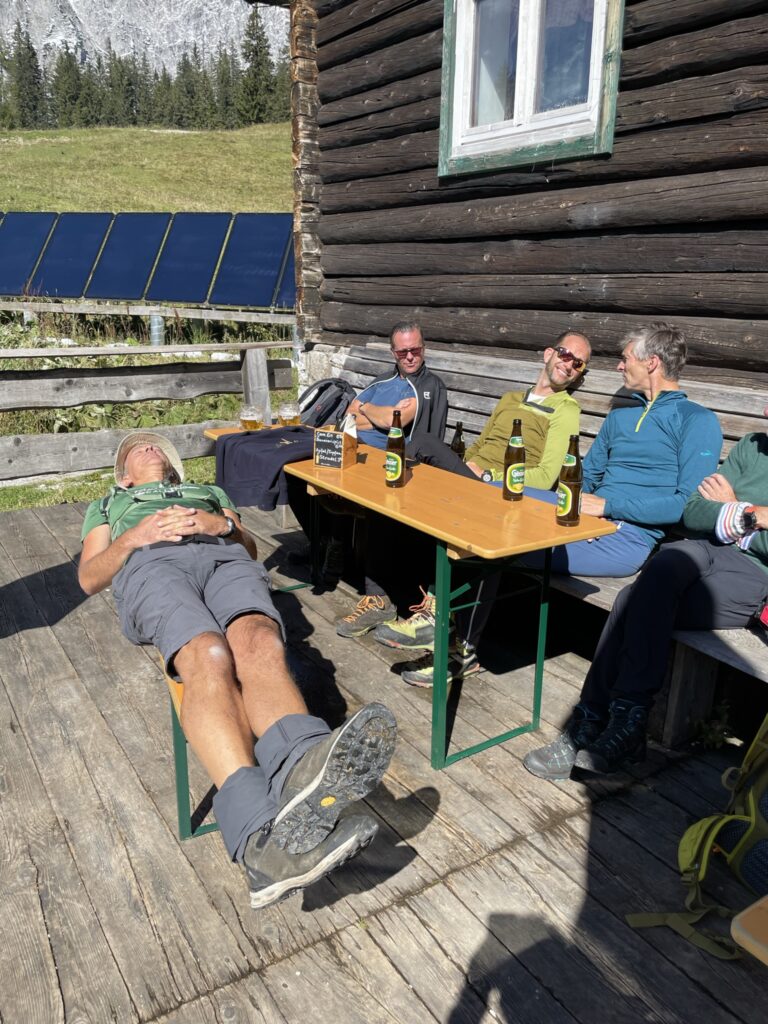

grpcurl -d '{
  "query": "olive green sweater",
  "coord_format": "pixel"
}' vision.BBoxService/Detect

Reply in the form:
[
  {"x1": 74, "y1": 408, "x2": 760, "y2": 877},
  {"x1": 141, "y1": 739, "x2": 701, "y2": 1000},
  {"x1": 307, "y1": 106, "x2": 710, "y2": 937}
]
[{"x1": 465, "y1": 388, "x2": 581, "y2": 490}]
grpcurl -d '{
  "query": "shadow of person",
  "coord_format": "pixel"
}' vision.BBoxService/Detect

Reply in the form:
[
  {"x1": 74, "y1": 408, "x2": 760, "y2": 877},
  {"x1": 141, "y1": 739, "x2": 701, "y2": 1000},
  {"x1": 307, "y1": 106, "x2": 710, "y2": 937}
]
[
  {"x1": 301, "y1": 785, "x2": 441, "y2": 913},
  {"x1": 0, "y1": 560, "x2": 88, "y2": 638}
]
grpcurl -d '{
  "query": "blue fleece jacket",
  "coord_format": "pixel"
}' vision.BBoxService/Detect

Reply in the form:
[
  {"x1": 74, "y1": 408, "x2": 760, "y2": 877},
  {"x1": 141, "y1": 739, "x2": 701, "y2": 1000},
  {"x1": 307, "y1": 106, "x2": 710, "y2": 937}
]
[{"x1": 583, "y1": 390, "x2": 722, "y2": 548}]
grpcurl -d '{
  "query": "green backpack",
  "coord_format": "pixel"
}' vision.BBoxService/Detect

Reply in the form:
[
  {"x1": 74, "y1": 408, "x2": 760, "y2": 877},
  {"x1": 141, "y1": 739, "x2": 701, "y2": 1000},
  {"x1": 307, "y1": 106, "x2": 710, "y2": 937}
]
[{"x1": 628, "y1": 712, "x2": 768, "y2": 959}]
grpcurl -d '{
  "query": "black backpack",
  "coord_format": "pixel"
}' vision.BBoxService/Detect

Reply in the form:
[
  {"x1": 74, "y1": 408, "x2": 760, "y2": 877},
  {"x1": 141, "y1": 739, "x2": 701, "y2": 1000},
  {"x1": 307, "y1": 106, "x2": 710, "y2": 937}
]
[{"x1": 298, "y1": 377, "x2": 357, "y2": 428}]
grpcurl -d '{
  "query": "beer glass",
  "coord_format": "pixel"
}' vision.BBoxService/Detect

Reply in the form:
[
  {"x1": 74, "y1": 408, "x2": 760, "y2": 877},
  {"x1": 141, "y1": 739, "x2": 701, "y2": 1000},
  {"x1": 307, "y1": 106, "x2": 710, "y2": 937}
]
[
  {"x1": 278, "y1": 400, "x2": 301, "y2": 426},
  {"x1": 239, "y1": 405, "x2": 264, "y2": 431}
]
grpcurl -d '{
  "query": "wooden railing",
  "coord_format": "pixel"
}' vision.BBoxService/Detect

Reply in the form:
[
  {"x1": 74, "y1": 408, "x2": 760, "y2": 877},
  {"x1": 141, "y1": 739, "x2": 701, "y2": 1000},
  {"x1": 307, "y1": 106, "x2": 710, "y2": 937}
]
[{"x1": 0, "y1": 343, "x2": 294, "y2": 482}]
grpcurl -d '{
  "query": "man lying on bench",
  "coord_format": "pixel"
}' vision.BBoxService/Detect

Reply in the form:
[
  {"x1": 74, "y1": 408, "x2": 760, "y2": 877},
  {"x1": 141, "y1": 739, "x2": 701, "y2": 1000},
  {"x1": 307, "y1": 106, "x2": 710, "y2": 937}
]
[{"x1": 78, "y1": 431, "x2": 396, "y2": 909}]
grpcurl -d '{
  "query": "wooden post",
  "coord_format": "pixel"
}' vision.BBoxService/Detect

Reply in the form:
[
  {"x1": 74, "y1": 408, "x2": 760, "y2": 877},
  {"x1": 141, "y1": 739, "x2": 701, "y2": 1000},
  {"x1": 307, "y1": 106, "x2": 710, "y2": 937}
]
[{"x1": 241, "y1": 348, "x2": 271, "y2": 424}]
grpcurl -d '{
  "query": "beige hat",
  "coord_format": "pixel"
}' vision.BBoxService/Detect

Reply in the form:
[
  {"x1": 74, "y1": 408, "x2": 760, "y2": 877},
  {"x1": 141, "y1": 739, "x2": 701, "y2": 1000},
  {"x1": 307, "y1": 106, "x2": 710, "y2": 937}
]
[{"x1": 114, "y1": 431, "x2": 185, "y2": 484}]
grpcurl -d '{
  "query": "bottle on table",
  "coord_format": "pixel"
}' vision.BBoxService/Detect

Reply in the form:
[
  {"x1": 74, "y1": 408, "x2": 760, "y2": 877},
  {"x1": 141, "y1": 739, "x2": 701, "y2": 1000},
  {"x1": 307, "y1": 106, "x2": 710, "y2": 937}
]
[
  {"x1": 556, "y1": 434, "x2": 583, "y2": 526},
  {"x1": 449, "y1": 421, "x2": 466, "y2": 459},
  {"x1": 502, "y1": 418, "x2": 525, "y2": 501},
  {"x1": 385, "y1": 409, "x2": 406, "y2": 488}
]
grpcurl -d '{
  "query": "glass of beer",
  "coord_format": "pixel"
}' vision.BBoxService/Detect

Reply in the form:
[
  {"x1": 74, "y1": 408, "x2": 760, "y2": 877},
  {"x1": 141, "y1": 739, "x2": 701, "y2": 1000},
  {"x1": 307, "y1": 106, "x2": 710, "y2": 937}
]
[
  {"x1": 239, "y1": 405, "x2": 264, "y2": 431},
  {"x1": 278, "y1": 400, "x2": 301, "y2": 426}
]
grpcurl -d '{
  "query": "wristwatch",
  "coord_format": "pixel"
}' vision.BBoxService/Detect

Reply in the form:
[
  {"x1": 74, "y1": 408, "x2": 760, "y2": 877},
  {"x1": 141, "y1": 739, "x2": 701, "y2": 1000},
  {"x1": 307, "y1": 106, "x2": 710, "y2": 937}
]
[
  {"x1": 743, "y1": 505, "x2": 759, "y2": 532},
  {"x1": 221, "y1": 515, "x2": 236, "y2": 538}
]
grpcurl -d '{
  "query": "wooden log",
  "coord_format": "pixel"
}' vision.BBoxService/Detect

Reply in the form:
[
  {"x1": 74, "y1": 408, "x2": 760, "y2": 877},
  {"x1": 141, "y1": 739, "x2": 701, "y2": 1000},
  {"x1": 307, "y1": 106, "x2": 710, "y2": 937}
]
[
  {"x1": 0, "y1": 423, "x2": 224, "y2": 481},
  {"x1": 319, "y1": 109, "x2": 768, "y2": 189},
  {"x1": 621, "y1": 13, "x2": 768, "y2": 87},
  {"x1": 320, "y1": 302, "x2": 768, "y2": 369},
  {"x1": 317, "y1": 0, "x2": 442, "y2": 69},
  {"x1": 318, "y1": 0, "x2": 430, "y2": 46},
  {"x1": 624, "y1": 0, "x2": 768, "y2": 46},
  {"x1": 318, "y1": 68, "x2": 441, "y2": 126},
  {"x1": 319, "y1": 96, "x2": 439, "y2": 149},
  {"x1": 321, "y1": 231, "x2": 768, "y2": 277},
  {"x1": 321, "y1": 272, "x2": 768, "y2": 319},
  {"x1": 317, "y1": 28, "x2": 442, "y2": 102},
  {"x1": 315, "y1": 0, "x2": 355, "y2": 15},
  {"x1": 319, "y1": 166, "x2": 768, "y2": 243}
]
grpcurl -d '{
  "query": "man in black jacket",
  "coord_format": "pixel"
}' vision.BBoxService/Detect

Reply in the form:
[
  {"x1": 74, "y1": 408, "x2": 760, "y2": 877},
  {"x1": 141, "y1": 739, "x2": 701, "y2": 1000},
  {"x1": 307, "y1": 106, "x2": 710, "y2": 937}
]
[{"x1": 335, "y1": 322, "x2": 449, "y2": 637}]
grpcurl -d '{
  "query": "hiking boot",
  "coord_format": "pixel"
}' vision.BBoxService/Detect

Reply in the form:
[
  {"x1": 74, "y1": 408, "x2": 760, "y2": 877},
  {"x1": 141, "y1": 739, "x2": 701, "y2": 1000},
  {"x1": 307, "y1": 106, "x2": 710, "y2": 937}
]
[
  {"x1": 245, "y1": 814, "x2": 378, "y2": 910},
  {"x1": 400, "y1": 640, "x2": 482, "y2": 689},
  {"x1": 321, "y1": 537, "x2": 345, "y2": 584},
  {"x1": 373, "y1": 586, "x2": 454, "y2": 650},
  {"x1": 336, "y1": 595, "x2": 397, "y2": 637},
  {"x1": 523, "y1": 705, "x2": 606, "y2": 781},
  {"x1": 574, "y1": 699, "x2": 648, "y2": 775},
  {"x1": 270, "y1": 702, "x2": 397, "y2": 855}
]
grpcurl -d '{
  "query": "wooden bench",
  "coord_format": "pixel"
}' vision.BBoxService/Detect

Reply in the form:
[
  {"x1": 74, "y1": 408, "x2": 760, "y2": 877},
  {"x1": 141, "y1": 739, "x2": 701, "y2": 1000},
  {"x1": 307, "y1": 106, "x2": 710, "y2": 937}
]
[
  {"x1": 328, "y1": 342, "x2": 768, "y2": 745},
  {"x1": 165, "y1": 673, "x2": 220, "y2": 841}
]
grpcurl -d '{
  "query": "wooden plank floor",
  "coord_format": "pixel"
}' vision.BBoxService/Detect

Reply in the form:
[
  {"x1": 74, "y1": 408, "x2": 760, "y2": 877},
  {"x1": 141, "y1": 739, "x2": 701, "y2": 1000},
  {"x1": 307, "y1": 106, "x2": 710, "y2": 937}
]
[{"x1": 0, "y1": 502, "x2": 766, "y2": 1023}]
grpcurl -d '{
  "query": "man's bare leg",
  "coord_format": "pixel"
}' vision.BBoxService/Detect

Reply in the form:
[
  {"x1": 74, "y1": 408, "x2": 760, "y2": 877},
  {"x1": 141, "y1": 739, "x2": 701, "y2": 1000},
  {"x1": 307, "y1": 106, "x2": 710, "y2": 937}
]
[
  {"x1": 173, "y1": 630, "x2": 259, "y2": 788},
  {"x1": 225, "y1": 613, "x2": 308, "y2": 735}
]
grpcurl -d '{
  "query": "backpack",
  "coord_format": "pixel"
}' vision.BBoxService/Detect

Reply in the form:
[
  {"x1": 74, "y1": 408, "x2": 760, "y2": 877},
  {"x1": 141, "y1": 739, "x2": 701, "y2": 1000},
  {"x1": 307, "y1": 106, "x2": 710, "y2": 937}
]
[
  {"x1": 627, "y1": 712, "x2": 768, "y2": 958},
  {"x1": 298, "y1": 377, "x2": 357, "y2": 429}
]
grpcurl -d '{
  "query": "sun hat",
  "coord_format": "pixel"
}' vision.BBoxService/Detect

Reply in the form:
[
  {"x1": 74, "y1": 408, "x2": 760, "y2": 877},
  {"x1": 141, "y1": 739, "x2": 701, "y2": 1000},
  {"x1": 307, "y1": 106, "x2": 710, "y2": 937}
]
[{"x1": 114, "y1": 431, "x2": 185, "y2": 484}]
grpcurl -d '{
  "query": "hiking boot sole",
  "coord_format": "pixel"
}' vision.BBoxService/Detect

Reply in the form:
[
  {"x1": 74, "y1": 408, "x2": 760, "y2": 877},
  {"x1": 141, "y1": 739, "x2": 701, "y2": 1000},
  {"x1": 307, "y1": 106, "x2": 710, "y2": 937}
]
[
  {"x1": 402, "y1": 662, "x2": 483, "y2": 689},
  {"x1": 573, "y1": 745, "x2": 646, "y2": 775},
  {"x1": 249, "y1": 819, "x2": 378, "y2": 909},
  {"x1": 374, "y1": 632, "x2": 435, "y2": 651},
  {"x1": 270, "y1": 703, "x2": 397, "y2": 855}
]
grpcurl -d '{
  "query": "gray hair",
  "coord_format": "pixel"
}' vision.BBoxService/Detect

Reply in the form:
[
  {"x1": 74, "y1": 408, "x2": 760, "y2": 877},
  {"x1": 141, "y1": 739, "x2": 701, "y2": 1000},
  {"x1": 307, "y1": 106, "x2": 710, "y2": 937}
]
[
  {"x1": 389, "y1": 321, "x2": 424, "y2": 347},
  {"x1": 624, "y1": 321, "x2": 687, "y2": 381}
]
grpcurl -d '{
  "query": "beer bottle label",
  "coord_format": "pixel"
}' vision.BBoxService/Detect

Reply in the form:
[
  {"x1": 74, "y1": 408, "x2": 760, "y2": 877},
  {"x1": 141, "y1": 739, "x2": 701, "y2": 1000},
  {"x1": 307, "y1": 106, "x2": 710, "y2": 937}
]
[
  {"x1": 556, "y1": 483, "x2": 572, "y2": 516},
  {"x1": 562, "y1": 453, "x2": 577, "y2": 467},
  {"x1": 385, "y1": 452, "x2": 403, "y2": 481},
  {"x1": 388, "y1": 428, "x2": 404, "y2": 438},
  {"x1": 505, "y1": 463, "x2": 525, "y2": 493},
  {"x1": 509, "y1": 435, "x2": 523, "y2": 447}
]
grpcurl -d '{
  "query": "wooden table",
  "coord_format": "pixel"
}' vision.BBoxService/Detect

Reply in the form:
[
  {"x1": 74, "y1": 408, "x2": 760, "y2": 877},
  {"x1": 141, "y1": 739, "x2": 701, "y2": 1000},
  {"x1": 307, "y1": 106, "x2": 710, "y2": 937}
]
[
  {"x1": 732, "y1": 895, "x2": 768, "y2": 965},
  {"x1": 284, "y1": 447, "x2": 616, "y2": 769}
]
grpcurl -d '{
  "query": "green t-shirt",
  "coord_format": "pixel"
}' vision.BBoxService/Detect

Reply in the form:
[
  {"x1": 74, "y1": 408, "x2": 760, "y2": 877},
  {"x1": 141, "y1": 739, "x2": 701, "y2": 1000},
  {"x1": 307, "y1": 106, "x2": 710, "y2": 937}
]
[{"x1": 81, "y1": 481, "x2": 236, "y2": 541}]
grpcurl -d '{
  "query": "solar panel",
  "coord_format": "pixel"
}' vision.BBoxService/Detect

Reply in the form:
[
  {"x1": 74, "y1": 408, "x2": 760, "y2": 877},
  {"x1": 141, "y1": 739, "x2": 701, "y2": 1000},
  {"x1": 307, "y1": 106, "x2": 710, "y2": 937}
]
[
  {"x1": 86, "y1": 212, "x2": 171, "y2": 300},
  {"x1": 209, "y1": 213, "x2": 292, "y2": 308},
  {"x1": 28, "y1": 212, "x2": 113, "y2": 298},
  {"x1": 0, "y1": 212, "x2": 58, "y2": 296},
  {"x1": 274, "y1": 240, "x2": 296, "y2": 309},
  {"x1": 145, "y1": 212, "x2": 232, "y2": 303}
]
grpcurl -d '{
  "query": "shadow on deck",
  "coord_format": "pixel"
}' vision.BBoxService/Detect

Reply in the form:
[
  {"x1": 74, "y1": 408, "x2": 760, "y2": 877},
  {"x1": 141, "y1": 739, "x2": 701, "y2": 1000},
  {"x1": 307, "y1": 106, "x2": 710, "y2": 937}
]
[{"x1": 0, "y1": 502, "x2": 764, "y2": 1023}]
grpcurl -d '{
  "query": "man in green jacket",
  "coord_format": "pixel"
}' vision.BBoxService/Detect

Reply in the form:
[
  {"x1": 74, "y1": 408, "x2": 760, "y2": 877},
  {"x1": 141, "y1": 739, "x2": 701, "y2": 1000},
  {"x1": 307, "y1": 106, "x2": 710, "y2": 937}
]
[{"x1": 524, "y1": 419, "x2": 768, "y2": 781}]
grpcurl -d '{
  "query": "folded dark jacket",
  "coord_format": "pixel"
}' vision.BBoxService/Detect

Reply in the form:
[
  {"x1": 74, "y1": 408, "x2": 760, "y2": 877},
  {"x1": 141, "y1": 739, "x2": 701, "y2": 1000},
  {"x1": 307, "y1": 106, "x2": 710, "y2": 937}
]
[{"x1": 215, "y1": 426, "x2": 315, "y2": 510}]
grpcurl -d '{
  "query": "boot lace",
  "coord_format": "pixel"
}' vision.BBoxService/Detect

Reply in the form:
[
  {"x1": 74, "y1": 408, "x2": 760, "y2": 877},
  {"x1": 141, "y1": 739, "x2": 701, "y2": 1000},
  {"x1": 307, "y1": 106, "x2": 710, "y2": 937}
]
[{"x1": 342, "y1": 595, "x2": 385, "y2": 622}]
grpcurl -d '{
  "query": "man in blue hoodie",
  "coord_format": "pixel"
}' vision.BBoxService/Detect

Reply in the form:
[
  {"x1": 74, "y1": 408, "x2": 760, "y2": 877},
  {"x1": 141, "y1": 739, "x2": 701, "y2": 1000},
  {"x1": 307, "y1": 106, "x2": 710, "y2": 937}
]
[{"x1": 519, "y1": 321, "x2": 723, "y2": 578}]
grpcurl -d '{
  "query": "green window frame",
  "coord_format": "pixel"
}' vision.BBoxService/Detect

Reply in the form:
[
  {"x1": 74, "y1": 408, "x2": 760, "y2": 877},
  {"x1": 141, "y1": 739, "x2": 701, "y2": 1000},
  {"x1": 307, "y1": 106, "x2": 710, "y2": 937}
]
[{"x1": 439, "y1": 0, "x2": 625, "y2": 177}]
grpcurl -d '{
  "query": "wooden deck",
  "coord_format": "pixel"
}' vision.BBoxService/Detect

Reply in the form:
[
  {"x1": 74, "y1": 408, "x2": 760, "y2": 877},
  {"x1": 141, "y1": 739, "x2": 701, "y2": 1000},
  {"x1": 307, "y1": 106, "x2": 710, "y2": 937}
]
[{"x1": 1, "y1": 501, "x2": 766, "y2": 1023}]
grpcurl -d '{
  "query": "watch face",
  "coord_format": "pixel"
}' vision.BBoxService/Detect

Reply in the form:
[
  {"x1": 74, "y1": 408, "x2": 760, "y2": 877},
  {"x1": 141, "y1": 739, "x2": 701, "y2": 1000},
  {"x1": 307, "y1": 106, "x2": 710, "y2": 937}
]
[{"x1": 744, "y1": 511, "x2": 758, "y2": 531}]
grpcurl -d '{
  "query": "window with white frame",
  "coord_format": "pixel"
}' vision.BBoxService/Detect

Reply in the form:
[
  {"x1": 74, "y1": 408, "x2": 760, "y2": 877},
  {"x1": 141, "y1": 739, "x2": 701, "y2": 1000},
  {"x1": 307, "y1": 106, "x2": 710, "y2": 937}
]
[{"x1": 439, "y1": 0, "x2": 624, "y2": 176}]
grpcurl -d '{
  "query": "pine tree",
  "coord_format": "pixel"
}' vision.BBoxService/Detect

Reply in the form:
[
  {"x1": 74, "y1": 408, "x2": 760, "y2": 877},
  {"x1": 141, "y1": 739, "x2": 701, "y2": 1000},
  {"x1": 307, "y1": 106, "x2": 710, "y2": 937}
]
[
  {"x1": 171, "y1": 50, "x2": 197, "y2": 128},
  {"x1": 214, "y1": 45, "x2": 241, "y2": 129},
  {"x1": 134, "y1": 53, "x2": 154, "y2": 125},
  {"x1": 270, "y1": 42, "x2": 291, "y2": 123},
  {"x1": 103, "y1": 45, "x2": 135, "y2": 125},
  {"x1": 152, "y1": 67, "x2": 174, "y2": 126},
  {"x1": 50, "y1": 44, "x2": 82, "y2": 127},
  {"x1": 8, "y1": 22, "x2": 44, "y2": 128},
  {"x1": 73, "y1": 63, "x2": 102, "y2": 127},
  {"x1": 237, "y1": 6, "x2": 274, "y2": 125}
]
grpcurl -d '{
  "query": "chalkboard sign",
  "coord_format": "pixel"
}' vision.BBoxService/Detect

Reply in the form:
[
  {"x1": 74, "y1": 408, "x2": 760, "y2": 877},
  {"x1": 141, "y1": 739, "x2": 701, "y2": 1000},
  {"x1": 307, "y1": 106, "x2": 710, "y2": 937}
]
[{"x1": 313, "y1": 427, "x2": 357, "y2": 468}]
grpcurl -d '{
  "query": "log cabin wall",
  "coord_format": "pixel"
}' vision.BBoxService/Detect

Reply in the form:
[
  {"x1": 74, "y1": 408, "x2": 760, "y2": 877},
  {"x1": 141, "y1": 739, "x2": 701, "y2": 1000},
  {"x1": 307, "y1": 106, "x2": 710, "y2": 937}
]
[{"x1": 294, "y1": 0, "x2": 768, "y2": 387}]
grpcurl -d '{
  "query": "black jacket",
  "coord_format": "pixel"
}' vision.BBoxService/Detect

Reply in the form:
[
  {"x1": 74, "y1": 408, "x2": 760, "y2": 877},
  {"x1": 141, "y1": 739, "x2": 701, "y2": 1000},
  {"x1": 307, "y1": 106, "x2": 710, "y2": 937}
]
[
  {"x1": 215, "y1": 426, "x2": 315, "y2": 510},
  {"x1": 365, "y1": 362, "x2": 448, "y2": 446}
]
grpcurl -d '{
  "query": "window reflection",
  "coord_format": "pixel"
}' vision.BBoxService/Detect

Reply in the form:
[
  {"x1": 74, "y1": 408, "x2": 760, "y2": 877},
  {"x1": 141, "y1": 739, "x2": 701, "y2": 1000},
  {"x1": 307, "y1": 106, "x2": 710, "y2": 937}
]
[
  {"x1": 536, "y1": 0, "x2": 594, "y2": 112},
  {"x1": 471, "y1": 0, "x2": 520, "y2": 127}
]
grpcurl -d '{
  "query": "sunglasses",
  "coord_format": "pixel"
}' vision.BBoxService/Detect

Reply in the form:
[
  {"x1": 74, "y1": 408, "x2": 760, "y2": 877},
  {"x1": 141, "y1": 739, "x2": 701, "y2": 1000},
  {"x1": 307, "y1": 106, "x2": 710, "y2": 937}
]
[
  {"x1": 554, "y1": 346, "x2": 587, "y2": 371},
  {"x1": 393, "y1": 346, "x2": 424, "y2": 360}
]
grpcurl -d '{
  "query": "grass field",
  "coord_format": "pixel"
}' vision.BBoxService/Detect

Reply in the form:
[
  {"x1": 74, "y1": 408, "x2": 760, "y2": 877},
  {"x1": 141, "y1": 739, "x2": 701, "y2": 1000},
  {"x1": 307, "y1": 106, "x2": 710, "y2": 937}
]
[{"x1": 0, "y1": 124, "x2": 292, "y2": 211}]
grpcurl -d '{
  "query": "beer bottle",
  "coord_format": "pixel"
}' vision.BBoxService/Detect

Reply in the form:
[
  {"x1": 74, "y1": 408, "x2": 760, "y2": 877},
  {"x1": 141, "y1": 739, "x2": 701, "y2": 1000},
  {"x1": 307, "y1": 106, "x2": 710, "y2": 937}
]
[
  {"x1": 449, "y1": 421, "x2": 466, "y2": 459},
  {"x1": 556, "y1": 434, "x2": 583, "y2": 526},
  {"x1": 502, "y1": 418, "x2": 525, "y2": 501},
  {"x1": 385, "y1": 409, "x2": 406, "y2": 487}
]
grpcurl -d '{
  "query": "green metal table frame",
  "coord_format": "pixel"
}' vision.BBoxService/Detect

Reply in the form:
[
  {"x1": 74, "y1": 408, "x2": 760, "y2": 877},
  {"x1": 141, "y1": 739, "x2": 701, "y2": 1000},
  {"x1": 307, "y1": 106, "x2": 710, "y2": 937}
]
[{"x1": 430, "y1": 541, "x2": 552, "y2": 769}]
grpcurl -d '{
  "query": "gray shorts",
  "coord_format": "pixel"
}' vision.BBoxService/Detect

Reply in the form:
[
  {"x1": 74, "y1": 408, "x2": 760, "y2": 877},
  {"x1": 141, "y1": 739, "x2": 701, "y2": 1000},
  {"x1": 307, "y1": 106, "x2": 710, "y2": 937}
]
[{"x1": 112, "y1": 541, "x2": 285, "y2": 674}]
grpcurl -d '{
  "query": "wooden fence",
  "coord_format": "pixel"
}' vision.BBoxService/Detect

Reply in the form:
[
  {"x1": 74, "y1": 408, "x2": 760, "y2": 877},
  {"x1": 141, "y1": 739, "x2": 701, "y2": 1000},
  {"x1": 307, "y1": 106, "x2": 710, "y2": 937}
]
[{"x1": 0, "y1": 343, "x2": 293, "y2": 482}]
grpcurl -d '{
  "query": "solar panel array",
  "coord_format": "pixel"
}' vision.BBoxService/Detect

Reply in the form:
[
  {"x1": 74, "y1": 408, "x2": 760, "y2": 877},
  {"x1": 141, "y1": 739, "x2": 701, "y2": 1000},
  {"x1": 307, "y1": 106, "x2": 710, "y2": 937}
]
[{"x1": 0, "y1": 211, "x2": 295, "y2": 310}]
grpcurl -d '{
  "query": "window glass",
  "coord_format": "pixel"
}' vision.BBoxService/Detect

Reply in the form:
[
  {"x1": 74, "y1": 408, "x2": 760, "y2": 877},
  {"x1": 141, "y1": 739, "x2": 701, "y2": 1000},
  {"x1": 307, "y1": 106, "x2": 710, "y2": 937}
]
[
  {"x1": 536, "y1": 0, "x2": 595, "y2": 113},
  {"x1": 471, "y1": 0, "x2": 520, "y2": 127}
]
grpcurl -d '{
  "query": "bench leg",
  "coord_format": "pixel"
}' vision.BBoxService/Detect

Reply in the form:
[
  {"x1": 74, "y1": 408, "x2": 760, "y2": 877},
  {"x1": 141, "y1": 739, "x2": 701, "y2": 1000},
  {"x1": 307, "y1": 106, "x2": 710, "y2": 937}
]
[
  {"x1": 169, "y1": 697, "x2": 220, "y2": 841},
  {"x1": 649, "y1": 641, "x2": 718, "y2": 748}
]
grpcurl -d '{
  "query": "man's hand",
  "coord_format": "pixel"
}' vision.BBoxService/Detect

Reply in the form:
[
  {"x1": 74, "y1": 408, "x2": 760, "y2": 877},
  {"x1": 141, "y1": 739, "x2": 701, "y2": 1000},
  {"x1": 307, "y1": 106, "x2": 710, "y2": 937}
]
[
  {"x1": 697, "y1": 473, "x2": 737, "y2": 503},
  {"x1": 580, "y1": 493, "x2": 606, "y2": 517},
  {"x1": 156, "y1": 505, "x2": 231, "y2": 539}
]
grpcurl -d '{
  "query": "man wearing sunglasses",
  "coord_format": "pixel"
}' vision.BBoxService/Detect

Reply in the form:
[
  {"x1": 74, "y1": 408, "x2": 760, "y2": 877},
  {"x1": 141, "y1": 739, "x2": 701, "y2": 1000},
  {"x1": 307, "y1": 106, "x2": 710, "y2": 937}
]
[
  {"x1": 79, "y1": 431, "x2": 397, "y2": 909},
  {"x1": 346, "y1": 321, "x2": 447, "y2": 450}
]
